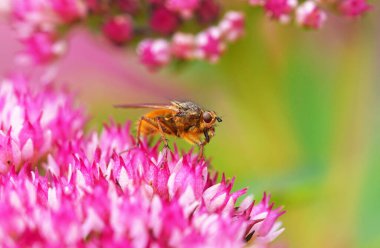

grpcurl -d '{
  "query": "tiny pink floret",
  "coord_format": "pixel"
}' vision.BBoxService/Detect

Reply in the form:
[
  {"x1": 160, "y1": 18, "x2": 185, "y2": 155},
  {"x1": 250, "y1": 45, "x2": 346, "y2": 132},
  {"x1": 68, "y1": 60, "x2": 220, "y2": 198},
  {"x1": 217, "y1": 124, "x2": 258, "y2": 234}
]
[
  {"x1": 264, "y1": 0, "x2": 298, "y2": 23},
  {"x1": 102, "y1": 15, "x2": 134, "y2": 45},
  {"x1": 338, "y1": 0, "x2": 372, "y2": 18},
  {"x1": 296, "y1": 1, "x2": 327, "y2": 29},
  {"x1": 137, "y1": 39, "x2": 172, "y2": 69}
]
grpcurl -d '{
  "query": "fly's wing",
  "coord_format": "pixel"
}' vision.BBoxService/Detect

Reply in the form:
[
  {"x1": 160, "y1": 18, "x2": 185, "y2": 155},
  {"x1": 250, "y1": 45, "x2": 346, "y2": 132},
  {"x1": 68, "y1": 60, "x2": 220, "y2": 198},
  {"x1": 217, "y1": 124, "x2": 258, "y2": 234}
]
[{"x1": 114, "y1": 103, "x2": 177, "y2": 111}]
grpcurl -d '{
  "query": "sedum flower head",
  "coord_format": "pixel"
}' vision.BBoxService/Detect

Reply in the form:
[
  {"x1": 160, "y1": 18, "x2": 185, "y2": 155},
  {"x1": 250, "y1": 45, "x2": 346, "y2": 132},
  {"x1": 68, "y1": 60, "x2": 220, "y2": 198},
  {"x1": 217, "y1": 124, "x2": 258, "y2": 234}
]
[
  {"x1": 0, "y1": 75, "x2": 285, "y2": 247},
  {"x1": 0, "y1": 75, "x2": 85, "y2": 172}
]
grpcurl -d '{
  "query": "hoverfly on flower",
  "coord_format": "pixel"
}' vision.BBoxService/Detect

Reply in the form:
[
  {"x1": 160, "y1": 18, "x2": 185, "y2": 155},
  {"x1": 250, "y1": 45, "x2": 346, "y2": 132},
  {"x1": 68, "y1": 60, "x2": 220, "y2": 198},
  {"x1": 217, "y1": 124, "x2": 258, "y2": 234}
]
[{"x1": 114, "y1": 101, "x2": 222, "y2": 158}]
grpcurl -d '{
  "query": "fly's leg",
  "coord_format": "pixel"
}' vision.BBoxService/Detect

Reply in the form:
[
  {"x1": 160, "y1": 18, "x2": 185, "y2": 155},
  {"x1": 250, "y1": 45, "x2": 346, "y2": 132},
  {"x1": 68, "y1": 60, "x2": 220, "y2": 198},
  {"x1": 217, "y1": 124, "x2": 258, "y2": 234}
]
[
  {"x1": 136, "y1": 117, "x2": 144, "y2": 147},
  {"x1": 183, "y1": 134, "x2": 206, "y2": 161},
  {"x1": 124, "y1": 116, "x2": 162, "y2": 153},
  {"x1": 121, "y1": 117, "x2": 173, "y2": 160},
  {"x1": 137, "y1": 116, "x2": 167, "y2": 147},
  {"x1": 118, "y1": 118, "x2": 144, "y2": 155},
  {"x1": 138, "y1": 116, "x2": 173, "y2": 165},
  {"x1": 198, "y1": 141, "x2": 207, "y2": 161},
  {"x1": 198, "y1": 129, "x2": 213, "y2": 160},
  {"x1": 154, "y1": 118, "x2": 169, "y2": 149},
  {"x1": 138, "y1": 116, "x2": 174, "y2": 146},
  {"x1": 154, "y1": 117, "x2": 170, "y2": 165}
]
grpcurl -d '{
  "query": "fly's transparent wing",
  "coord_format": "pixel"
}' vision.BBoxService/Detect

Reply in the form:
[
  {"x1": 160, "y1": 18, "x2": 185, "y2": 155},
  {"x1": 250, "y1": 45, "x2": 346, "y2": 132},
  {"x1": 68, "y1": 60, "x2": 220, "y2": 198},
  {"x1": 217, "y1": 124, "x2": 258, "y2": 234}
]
[{"x1": 114, "y1": 103, "x2": 175, "y2": 110}]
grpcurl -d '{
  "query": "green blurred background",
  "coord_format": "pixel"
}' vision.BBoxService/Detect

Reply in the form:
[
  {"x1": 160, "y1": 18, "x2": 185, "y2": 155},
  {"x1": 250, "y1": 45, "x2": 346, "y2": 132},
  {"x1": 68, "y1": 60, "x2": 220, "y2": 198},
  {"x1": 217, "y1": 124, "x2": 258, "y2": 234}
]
[{"x1": 2, "y1": 3, "x2": 379, "y2": 248}]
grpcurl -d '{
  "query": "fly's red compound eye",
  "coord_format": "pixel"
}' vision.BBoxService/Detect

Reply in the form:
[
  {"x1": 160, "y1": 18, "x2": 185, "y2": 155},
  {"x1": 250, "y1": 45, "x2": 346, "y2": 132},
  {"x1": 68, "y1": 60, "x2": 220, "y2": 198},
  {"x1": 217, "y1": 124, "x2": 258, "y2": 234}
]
[{"x1": 203, "y1": 112, "x2": 212, "y2": 123}]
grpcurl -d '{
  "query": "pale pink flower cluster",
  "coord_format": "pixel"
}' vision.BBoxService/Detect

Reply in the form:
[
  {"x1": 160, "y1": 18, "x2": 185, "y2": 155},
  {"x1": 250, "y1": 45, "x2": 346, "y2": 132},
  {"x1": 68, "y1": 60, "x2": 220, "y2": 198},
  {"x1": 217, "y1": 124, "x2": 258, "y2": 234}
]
[
  {"x1": 1, "y1": 0, "x2": 85, "y2": 63},
  {"x1": 249, "y1": 0, "x2": 372, "y2": 29},
  {"x1": 137, "y1": 11, "x2": 245, "y2": 69},
  {"x1": 0, "y1": 0, "x2": 239, "y2": 69},
  {"x1": 166, "y1": 0, "x2": 201, "y2": 18},
  {"x1": 296, "y1": 1, "x2": 326, "y2": 29},
  {"x1": 1, "y1": 0, "x2": 372, "y2": 70},
  {"x1": 338, "y1": 0, "x2": 372, "y2": 17},
  {"x1": 0, "y1": 76, "x2": 285, "y2": 247}
]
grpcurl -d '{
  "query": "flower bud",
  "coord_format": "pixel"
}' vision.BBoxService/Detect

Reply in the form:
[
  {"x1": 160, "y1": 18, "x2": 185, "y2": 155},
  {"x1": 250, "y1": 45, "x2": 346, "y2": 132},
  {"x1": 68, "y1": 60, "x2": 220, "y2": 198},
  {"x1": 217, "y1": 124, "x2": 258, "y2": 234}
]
[
  {"x1": 296, "y1": 1, "x2": 326, "y2": 29},
  {"x1": 138, "y1": 39, "x2": 171, "y2": 69},
  {"x1": 102, "y1": 15, "x2": 134, "y2": 45}
]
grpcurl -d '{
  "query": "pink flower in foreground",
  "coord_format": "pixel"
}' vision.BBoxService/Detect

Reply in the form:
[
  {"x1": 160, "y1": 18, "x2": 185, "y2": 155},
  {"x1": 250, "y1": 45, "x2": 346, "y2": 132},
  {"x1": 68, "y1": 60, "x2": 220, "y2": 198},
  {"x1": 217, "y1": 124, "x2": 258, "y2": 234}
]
[
  {"x1": 338, "y1": 0, "x2": 372, "y2": 18},
  {"x1": 0, "y1": 75, "x2": 285, "y2": 247},
  {"x1": 0, "y1": 75, "x2": 86, "y2": 173},
  {"x1": 296, "y1": 1, "x2": 327, "y2": 29}
]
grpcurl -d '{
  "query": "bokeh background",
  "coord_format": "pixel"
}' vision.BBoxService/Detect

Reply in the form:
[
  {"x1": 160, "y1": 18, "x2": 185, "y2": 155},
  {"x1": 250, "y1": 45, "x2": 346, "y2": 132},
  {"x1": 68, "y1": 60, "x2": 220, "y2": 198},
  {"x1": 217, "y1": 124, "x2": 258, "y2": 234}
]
[{"x1": 1, "y1": 3, "x2": 379, "y2": 248}]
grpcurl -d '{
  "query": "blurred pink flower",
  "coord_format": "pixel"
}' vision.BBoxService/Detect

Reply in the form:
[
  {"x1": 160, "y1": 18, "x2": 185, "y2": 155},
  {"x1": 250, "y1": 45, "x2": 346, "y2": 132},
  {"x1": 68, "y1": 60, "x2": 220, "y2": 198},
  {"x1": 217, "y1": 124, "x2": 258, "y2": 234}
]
[
  {"x1": 50, "y1": 0, "x2": 87, "y2": 23},
  {"x1": 149, "y1": 6, "x2": 181, "y2": 35},
  {"x1": 263, "y1": 0, "x2": 298, "y2": 23},
  {"x1": 219, "y1": 11, "x2": 245, "y2": 42},
  {"x1": 338, "y1": 0, "x2": 372, "y2": 18},
  {"x1": 137, "y1": 11, "x2": 245, "y2": 68},
  {"x1": 0, "y1": 75, "x2": 285, "y2": 247},
  {"x1": 195, "y1": 27, "x2": 225, "y2": 63},
  {"x1": 137, "y1": 39, "x2": 172, "y2": 70},
  {"x1": 196, "y1": 0, "x2": 221, "y2": 24},
  {"x1": 102, "y1": 15, "x2": 134, "y2": 45},
  {"x1": 19, "y1": 32, "x2": 66, "y2": 64},
  {"x1": 172, "y1": 33, "x2": 196, "y2": 59},
  {"x1": 166, "y1": 0, "x2": 200, "y2": 18},
  {"x1": 1, "y1": 0, "x2": 372, "y2": 70},
  {"x1": 296, "y1": 1, "x2": 327, "y2": 29}
]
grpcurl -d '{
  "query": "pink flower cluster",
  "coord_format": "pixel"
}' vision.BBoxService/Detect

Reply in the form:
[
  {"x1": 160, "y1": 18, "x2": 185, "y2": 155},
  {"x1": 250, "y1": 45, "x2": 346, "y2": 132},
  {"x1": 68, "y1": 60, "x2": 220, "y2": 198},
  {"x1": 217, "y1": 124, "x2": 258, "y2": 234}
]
[
  {"x1": 1, "y1": 0, "x2": 372, "y2": 69},
  {"x1": 137, "y1": 11, "x2": 245, "y2": 69},
  {"x1": 338, "y1": 0, "x2": 372, "y2": 17},
  {"x1": 0, "y1": 0, "x2": 240, "y2": 68},
  {"x1": 0, "y1": 75, "x2": 85, "y2": 173},
  {"x1": 0, "y1": 76, "x2": 285, "y2": 247},
  {"x1": 249, "y1": 0, "x2": 372, "y2": 29}
]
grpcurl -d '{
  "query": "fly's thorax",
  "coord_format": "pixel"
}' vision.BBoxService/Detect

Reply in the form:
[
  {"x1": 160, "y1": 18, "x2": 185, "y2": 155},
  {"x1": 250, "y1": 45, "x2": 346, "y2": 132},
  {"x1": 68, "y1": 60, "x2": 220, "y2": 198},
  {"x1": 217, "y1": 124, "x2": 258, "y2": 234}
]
[{"x1": 173, "y1": 108, "x2": 201, "y2": 128}]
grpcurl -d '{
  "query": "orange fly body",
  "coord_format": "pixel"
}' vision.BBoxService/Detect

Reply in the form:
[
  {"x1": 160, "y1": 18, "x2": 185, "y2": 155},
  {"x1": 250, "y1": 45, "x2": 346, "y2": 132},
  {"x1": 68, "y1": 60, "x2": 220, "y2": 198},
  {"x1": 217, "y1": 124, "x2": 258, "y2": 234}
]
[{"x1": 114, "y1": 101, "x2": 222, "y2": 158}]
